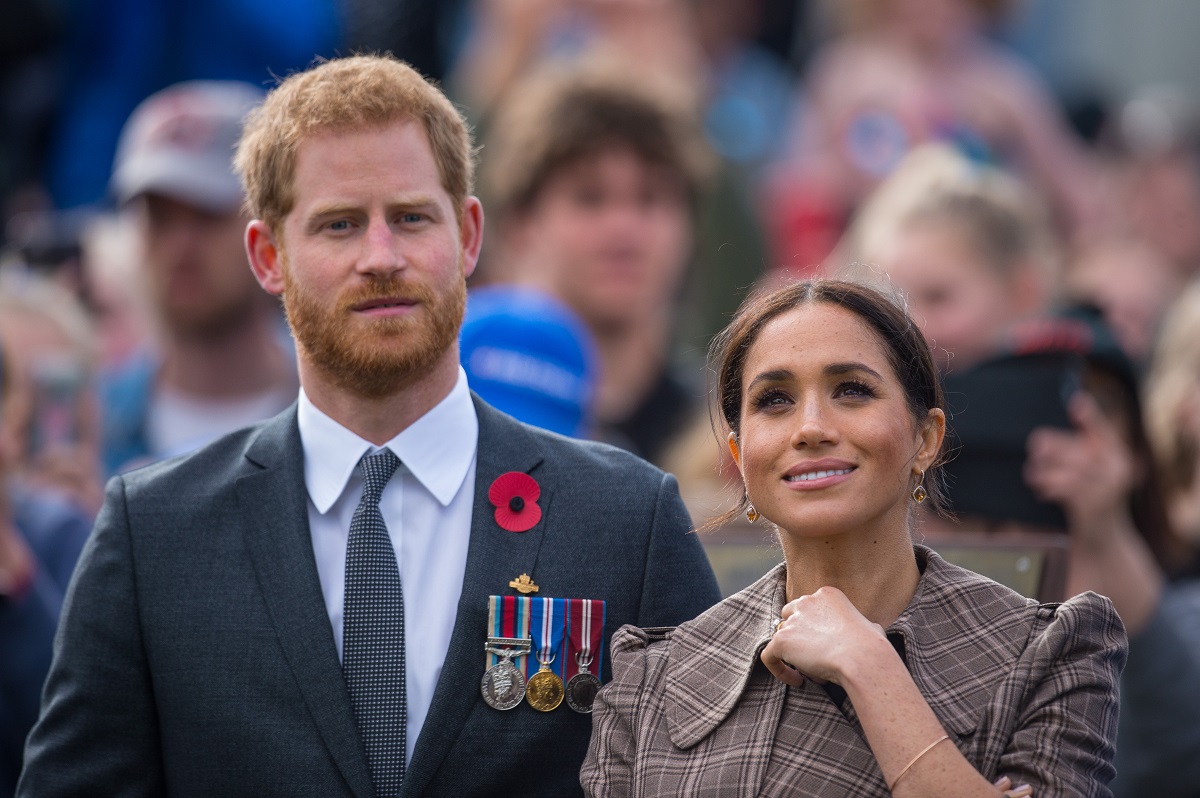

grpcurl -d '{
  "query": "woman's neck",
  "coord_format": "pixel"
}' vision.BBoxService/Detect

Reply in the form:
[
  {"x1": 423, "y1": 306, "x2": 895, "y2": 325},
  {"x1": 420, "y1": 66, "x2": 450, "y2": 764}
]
[{"x1": 780, "y1": 529, "x2": 921, "y2": 627}]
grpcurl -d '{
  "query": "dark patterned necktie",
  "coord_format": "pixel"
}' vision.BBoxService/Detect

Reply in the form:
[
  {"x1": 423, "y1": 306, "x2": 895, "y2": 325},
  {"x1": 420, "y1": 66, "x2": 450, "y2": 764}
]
[{"x1": 343, "y1": 449, "x2": 406, "y2": 796}]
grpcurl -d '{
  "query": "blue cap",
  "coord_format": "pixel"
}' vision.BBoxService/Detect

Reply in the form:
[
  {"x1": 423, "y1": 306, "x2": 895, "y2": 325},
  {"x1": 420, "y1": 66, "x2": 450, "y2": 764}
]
[{"x1": 461, "y1": 286, "x2": 597, "y2": 438}]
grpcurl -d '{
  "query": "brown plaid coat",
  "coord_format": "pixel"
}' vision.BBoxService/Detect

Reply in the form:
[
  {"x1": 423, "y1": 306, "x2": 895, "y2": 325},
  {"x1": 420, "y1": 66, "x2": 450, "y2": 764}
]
[{"x1": 581, "y1": 545, "x2": 1126, "y2": 797}]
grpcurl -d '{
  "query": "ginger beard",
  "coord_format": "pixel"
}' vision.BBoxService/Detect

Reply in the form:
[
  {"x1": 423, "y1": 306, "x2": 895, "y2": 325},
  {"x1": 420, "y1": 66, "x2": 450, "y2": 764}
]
[{"x1": 279, "y1": 250, "x2": 467, "y2": 399}]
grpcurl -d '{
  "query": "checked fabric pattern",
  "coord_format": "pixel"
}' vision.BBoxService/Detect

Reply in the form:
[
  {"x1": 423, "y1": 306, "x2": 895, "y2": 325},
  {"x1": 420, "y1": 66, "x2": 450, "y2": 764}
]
[{"x1": 343, "y1": 449, "x2": 406, "y2": 796}]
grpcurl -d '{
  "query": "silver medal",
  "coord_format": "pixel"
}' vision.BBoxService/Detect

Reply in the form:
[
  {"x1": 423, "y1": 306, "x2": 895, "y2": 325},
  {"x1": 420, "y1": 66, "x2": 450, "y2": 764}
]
[
  {"x1": 481, "y1": 637, "x2": 532, "y2": 711},
  {"x1": 565, "y1": 670, "x2": 601, "y2": 713},
  {"x1": 481, "y1": 657, "x2": 526, "y2": 710},
  {"x1": 566, "y1": 651, "x2": 601, "y2": 713}
]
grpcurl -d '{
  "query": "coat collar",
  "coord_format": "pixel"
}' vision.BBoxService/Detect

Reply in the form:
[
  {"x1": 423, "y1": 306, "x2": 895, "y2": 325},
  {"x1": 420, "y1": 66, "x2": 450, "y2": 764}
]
[
  {"x1": 666, "y1": 563, "x2": 786, "y2": 748},
  {"x1": 664, "y1": 546, "x2": 1039, "y2": 747}
]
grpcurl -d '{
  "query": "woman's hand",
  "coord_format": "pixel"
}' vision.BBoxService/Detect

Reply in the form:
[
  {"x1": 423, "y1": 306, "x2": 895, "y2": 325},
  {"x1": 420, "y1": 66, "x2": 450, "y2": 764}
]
[
  {"x1": 760, "y1": 586, "x2": 893, "y2": 688},
  {"x1": 993, "y1": 776, "x2": 1033, "y2": 797}
]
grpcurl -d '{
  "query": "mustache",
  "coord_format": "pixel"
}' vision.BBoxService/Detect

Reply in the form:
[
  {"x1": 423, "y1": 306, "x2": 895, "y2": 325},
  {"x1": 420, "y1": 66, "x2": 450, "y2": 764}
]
[{"x1": 336, "y1": 277, "x2": 436, "y2": 309}]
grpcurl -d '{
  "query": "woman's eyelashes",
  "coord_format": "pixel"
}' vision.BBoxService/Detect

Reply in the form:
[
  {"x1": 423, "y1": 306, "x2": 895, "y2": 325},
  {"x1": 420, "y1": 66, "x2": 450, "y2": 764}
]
[
  {"x1": 752, "y1": 388, "x2": 792, "y2": 411},
  {"x1": 835, "y1": 379, "x2": 877, "y2": 399},
  {"x1": 749, "y1": 380, "x2": 878, "y2": 412}
]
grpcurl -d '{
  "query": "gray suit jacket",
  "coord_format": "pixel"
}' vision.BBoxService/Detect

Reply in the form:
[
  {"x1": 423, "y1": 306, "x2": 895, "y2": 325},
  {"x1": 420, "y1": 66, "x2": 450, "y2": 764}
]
[{"x1": 19, "y1": 397, "x2": 721, "y2": 797}]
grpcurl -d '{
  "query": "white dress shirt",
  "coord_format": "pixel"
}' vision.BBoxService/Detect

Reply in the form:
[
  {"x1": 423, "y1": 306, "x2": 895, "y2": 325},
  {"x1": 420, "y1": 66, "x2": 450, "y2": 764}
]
[{"x1": 298, "y1": 367, "x2": 478, "y2": 764}]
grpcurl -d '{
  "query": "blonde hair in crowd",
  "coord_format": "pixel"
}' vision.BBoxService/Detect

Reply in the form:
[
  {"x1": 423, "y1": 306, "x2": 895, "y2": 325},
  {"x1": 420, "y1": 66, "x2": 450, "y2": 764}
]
[
  {"x1": 1145, "y1": 279, "x2": 1200, "y2": 540},
  {"x1": 235, "y1": 54, "x2": 476, "y2": 232},
  {"x1": 830, "y1": 144, "x2": 1060, "y2": 296}
]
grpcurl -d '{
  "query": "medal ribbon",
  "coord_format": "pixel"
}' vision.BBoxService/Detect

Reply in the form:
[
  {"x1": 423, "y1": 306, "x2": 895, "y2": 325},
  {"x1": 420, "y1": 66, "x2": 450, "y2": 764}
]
[
  {"x1": 566, "y1": 599, "x2": 607, "y2": 681},
  {"x1": 486, "y1": 595, "x2": 531, "y2": 673},
  {"x1": 528, "y1": 597, "x2": 567, "y2": 680}
]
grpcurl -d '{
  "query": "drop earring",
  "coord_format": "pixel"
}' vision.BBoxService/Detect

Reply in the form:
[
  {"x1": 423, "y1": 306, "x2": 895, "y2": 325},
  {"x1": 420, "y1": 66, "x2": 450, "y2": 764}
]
[
  {"x1": 912, "y1": 471, "x2": 927, "y2": 504},
  {"x1": 746, "y1": 504, "x2": 760, "y2": 523}
]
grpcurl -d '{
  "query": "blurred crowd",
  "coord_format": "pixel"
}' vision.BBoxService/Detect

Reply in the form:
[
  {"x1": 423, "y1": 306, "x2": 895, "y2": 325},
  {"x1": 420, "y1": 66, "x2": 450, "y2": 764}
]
[{"x1": 3, "y1": 0, "x2": 1200, "y2": 796}]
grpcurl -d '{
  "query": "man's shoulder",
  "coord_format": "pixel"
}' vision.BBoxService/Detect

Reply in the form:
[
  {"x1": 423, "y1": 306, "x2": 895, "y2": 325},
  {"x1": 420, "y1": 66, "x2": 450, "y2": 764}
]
[{"x1": 117, "y1": 411, "x2": 291, "y2": 494}]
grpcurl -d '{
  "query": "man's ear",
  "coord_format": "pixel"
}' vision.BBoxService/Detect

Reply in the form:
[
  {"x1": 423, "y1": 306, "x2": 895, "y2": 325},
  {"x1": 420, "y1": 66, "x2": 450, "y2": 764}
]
[
  {"x1": 459, "y1": 196, "x2": 484, "y2": 280},
  {"x1": 246, "y1": 220, "x2": 285, "y2": 296}
]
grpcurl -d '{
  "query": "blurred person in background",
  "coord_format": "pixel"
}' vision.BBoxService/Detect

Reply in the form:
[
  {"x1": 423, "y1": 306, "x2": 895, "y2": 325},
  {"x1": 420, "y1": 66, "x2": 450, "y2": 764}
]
[
  {"x1": 1109, "y1": 87, "x2": 1200, "y2": 284},
  {"x1": 77, "y1": 213, "x2": 154, "y2": 372},
  {"x1": 833, "y1": 145, "x2": 1058, "y2": 374},
  {"x1": 479, "y1": 59, "x2": 711, "y2": 466},
  {"x1": 1145, "y1": 280, "x2": 1200, "y2": 555},
  {"x1": 768, "y1": 0, "x2": 1103, "y2": 273},
  {"x1": 101, "y1": 81, "x2": 297, "y2": 475},
  {"x1": 0, "y1": 272, "x2": 104, "y2": 517},
  {"x1": 1064, "y1": 236, "x2": 1184, "y2": 368},
  {"x1": 451, "y1": 0, "x2": 785, "y2": 354},
  {"x1": 0, "y1": 339, "x2": 91, "y2": 798},
  {"x1": 923, "y1": 311, "x2": 1200, "y2": 798}
]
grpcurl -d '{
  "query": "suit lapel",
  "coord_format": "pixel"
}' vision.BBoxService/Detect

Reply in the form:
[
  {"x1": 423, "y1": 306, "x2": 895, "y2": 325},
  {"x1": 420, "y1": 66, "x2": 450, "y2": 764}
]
[
  {"x1": 238, "y1": 408, "x2": 375, "y2": 798},
  {"x1": 403, "y1": 398, "x2": 549, "y2": 797}
]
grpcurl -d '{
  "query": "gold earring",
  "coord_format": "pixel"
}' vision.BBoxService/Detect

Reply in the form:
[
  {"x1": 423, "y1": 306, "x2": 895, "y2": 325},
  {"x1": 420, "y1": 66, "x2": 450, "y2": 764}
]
[
  {"x1": 746, "y1": 504, "x2": 760, "y2": 523},
  {"x1": 912, "y1": 471, "x2": 927, "y2": 504}
]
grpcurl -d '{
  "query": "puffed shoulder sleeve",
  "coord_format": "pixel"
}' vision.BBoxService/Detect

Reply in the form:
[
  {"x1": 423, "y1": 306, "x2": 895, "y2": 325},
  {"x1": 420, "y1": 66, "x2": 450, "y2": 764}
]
[
  {"x1": 997, "y1": 591, "x2": 1127, "y2": 798},
  {"x1": 581, "y1": 625, "x2": 672, "y2": 798}
]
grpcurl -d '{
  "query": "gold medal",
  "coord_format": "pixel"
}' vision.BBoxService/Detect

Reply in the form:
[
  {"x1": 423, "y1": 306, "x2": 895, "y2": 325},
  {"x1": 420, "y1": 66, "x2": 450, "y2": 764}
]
[{"x1": 525, "y1": 658, "x2": 564, "y2": 712}]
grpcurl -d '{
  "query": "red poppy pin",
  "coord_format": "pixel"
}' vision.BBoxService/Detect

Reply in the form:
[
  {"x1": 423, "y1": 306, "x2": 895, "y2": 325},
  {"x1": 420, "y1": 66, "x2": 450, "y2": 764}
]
[{"x1": 488, "y1": 472, "x2": 542, "y2": 532}]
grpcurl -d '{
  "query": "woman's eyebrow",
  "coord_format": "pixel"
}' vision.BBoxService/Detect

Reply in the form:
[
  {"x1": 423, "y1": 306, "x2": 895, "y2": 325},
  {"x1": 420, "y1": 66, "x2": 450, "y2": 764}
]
[
  {"x1": 825, "y1": 362, "x2": 883, "y2": 381},
  {"x1": 747, "y1": 369, "x2": 792, "y2": 392}
]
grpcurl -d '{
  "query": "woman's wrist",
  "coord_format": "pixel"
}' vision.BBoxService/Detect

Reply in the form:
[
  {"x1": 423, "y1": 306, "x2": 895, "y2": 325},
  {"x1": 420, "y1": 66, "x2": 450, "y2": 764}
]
[{"x1": 836, "y1": 631, "x2": 904, "y2": 692}]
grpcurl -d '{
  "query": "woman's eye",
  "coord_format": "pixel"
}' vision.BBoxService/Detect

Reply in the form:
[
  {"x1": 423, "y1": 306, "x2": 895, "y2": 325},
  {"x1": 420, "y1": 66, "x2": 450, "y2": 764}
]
[
  {"x1": 753, "y1": 389, "x2": 791, "y2": 410},
  {"x1": 836, "y1": 380, "x2": 875, "y2": 399}
]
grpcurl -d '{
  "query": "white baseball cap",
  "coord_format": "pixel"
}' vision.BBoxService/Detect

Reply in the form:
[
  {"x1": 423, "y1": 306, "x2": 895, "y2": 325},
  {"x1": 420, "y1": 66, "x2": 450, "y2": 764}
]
[{"x1": 111, "y1": 80, "x2": 265, "y2": 212}]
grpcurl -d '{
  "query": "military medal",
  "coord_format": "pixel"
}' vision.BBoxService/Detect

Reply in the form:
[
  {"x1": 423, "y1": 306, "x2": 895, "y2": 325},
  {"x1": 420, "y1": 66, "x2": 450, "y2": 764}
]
[
  {"x1": 482, "y1": 596, "x2": 533, "y2": 710},
  {"x1": 482, "y1": 637, "x2": 530, "y2": 710},
  {"x1": 525, "y1": 597, "x2": 566, "y2": 712},
  {"x1": 566, "y1": 654, "x2": 601, "y2": 714},
  {"x1": 565, "y1": 598, "x2": 605, "y2": 713}
]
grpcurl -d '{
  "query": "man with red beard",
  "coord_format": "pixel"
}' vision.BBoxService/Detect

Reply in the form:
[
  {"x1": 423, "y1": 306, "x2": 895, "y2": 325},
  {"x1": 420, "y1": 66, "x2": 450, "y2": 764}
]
[
  {"x1": 100, "y1": 81, "x2": 298, "y2": 475},
  {"x1": 18, "y1": 56, "x2": 720, "y2": 798}
]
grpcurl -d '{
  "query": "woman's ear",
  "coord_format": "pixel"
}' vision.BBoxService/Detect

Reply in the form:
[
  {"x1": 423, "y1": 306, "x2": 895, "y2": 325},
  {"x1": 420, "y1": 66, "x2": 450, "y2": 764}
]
[
  {"x1": 916, "y1": 408, "x2": 946, "y2": 472},
  {"x1": 727, "y1": 431, "x2": 742, "y2": 469}
]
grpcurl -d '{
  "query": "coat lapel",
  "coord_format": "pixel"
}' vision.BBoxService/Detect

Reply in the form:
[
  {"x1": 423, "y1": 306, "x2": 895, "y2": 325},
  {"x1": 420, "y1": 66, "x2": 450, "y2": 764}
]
[
  {"x1": 403, "y1": 398, "x2": 549, "y2": 797},
  {"x1": 238, "y1": 408, "x2": 375, "y2": 798},
  {"x1": 666, "y1": 564, "x2": 786, "y2": 749}
]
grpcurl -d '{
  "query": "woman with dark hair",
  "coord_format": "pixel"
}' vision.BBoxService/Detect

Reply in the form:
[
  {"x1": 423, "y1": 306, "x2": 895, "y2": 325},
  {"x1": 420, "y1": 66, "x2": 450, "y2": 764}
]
[{"x1": 580, "y1": 279, "x2": 1125, "y2": 797}]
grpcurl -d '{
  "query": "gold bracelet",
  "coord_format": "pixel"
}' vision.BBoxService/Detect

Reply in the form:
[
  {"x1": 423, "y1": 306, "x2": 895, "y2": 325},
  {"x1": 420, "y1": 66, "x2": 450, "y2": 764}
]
[{"x1": 887, "y1": 734, "x2": 949, "y2": 792}]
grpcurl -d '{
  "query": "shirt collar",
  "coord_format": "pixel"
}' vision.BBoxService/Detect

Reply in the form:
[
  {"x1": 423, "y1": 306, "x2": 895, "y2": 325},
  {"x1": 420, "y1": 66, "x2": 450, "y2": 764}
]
[{"x1": 298, "y1": 367, "x2": 479, "y2": 513}]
